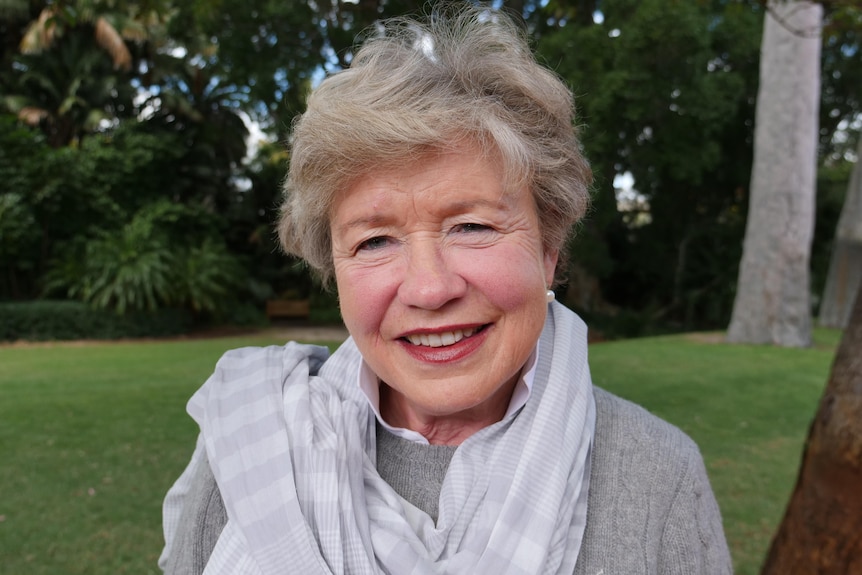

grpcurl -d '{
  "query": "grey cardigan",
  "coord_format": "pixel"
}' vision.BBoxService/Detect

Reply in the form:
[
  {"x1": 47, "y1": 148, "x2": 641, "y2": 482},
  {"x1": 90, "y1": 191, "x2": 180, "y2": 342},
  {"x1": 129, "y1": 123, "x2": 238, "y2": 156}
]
[{"x1": 163, "y1": 387, "x2": 733, "y2": 574}]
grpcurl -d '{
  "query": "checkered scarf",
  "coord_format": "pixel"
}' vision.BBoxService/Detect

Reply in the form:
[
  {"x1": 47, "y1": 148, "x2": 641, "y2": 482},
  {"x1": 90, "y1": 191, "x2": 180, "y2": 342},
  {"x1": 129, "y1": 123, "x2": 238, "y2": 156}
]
[{"x1": 184, "y1": 302, "x2": 595, "y2": 574}]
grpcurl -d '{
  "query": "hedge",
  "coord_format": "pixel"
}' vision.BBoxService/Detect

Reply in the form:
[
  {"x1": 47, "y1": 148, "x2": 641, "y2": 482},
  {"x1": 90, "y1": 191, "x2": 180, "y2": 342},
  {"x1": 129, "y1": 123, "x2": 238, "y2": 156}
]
[{"x1": 0, "y1": 300, "x2": 192, "y2": 342}]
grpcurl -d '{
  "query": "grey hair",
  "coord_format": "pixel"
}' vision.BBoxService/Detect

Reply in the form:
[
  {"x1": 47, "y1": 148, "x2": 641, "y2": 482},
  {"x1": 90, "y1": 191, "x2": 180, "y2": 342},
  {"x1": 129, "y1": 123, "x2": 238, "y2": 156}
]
[{"x1": 278, "y1": 4, "x2": 592, "y2": 287}]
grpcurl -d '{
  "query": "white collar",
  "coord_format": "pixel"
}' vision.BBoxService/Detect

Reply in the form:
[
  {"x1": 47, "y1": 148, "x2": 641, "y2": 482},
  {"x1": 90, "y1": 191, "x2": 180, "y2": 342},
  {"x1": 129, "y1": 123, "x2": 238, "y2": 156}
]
[{"x1": 356, "y1": 344, "x2": 539, "y2": 444}]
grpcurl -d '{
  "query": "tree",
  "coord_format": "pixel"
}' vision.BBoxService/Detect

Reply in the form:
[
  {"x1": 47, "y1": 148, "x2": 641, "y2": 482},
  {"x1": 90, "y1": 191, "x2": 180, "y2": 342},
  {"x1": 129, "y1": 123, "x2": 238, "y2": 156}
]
[
  {"x1": 2, "y1": 0, "x2": 859, "y2": 329},
  {"x1": 0, "y1": 0, "x2": 33, "y2": 67},
  {"x1": 819, "y1": 5, "x2": 862, "y2": 161},
  {"x1": 819, "y1": 137, "x2": 862, "y2": 328},
  {"x1": 0, "y1": 115, "x2": 194, "y2": 300},
  {"x1": 170, "y1": 0, "x2": 327, "y2": 137},
  {"x1": 538, "y1": 0, "x2": 763, "y2": 332},
  {"x1": 3, "y1": 27, "x2": 135, "y2": 147},
  {"x1": 141, "y1": 57, "x2": 249, "y2": 208},
  {"x1": 0, "y1": 0, "x2": 168, "y2": 146},
  {"x1": 760, "y1": 279, "x2": 862, "y2": 573},
  {"x1": 727, "y1": 0, "x2": 822, "y2": 347},
  {"x1": 17, "y1": 1, "x2": 139, "y2": 71},
  {"x1": 0, "y1": 115, "x2": 51, "y2": 299}
]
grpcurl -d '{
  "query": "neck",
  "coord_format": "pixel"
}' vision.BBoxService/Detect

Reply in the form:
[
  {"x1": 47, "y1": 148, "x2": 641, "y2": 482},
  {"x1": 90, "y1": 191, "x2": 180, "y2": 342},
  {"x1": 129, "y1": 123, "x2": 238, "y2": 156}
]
[{"x1": 379, "y1": 379, "x2": 515, "y2": 446}]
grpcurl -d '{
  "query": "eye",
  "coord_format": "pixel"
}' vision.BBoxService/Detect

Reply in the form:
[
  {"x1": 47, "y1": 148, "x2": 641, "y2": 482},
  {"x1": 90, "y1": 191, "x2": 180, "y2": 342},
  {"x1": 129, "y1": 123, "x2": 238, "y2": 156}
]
[
  {"x1": 454, "y1": 223, "x2": 491, "y2": 233},
  {"x1": 357, "y1": 236, "x2": 392, "y2": 252}
]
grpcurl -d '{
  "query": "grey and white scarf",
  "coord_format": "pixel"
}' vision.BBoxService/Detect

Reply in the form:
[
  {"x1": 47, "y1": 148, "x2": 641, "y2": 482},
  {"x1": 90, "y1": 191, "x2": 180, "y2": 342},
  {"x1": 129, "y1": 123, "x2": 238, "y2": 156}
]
[{"x1": 171, "y1": 301, "x2": 595, "y2": 574}]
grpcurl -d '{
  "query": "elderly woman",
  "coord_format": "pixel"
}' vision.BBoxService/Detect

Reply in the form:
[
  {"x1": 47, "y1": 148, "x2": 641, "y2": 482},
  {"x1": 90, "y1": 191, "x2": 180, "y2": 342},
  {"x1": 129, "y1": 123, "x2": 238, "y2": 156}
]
[{"x1": 159, "y1": 6, "x2": 732, "y2": 575}]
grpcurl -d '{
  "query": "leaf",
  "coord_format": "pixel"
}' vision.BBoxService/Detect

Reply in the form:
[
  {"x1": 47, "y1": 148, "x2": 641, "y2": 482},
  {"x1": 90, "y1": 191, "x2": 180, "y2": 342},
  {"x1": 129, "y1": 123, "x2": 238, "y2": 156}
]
[
  {"x1": 94, "y1": 17, "x2": 132, "y2": 71},
  {"x1": 17, "y1": 107, "x2": 50, "y2": 126},
  {"x1": 19, "y1": 8, "x2": 59, "y2": 53},
  {"x1": 0, "y1": 0, "x2": 28, "y2": 19}
]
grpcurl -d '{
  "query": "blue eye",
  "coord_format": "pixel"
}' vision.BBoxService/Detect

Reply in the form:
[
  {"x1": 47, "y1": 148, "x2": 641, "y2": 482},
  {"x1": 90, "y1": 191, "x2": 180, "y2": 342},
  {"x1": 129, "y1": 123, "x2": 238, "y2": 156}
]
[
  {"x1": 456, "y1": 223, "x2": 490, "y2": 233},
  {"x1": 357, "y1": 236, "x2": 391, "y2": 251}
]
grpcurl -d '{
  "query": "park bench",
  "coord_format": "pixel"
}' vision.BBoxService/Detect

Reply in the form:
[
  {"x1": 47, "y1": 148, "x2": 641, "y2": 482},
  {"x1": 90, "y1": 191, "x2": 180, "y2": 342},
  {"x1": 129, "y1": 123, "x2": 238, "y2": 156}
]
[{"x1": 265, "y1": 299, "x2": 310, "y2": 321}]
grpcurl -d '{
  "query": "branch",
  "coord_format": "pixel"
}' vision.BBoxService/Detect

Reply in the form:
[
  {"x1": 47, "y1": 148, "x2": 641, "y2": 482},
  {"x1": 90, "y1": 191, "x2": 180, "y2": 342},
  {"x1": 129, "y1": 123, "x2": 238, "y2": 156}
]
[{"x1": 765, "y1": 1, "x2": 824, "y2": 38}]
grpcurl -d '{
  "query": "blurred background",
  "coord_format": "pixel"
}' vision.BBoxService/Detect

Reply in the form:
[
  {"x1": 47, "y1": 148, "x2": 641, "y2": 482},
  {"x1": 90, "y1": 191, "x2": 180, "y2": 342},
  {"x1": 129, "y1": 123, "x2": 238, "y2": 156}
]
[{"x1": 1, "y1": 0, "x2": 858, "y2": 342}]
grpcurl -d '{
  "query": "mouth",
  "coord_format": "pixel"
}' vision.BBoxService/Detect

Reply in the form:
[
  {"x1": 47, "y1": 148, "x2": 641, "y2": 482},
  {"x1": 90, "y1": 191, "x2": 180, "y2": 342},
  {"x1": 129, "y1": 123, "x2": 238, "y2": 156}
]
[{"x1": 402, "y1": 325, "x2": 488, "y2": 348}]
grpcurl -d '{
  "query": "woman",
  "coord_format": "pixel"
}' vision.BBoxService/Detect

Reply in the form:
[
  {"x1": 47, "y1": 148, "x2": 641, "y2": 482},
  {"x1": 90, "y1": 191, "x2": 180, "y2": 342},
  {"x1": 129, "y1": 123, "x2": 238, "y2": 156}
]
[{"x1": 160, "y1": 6, "x2": 732, "y2": 574}]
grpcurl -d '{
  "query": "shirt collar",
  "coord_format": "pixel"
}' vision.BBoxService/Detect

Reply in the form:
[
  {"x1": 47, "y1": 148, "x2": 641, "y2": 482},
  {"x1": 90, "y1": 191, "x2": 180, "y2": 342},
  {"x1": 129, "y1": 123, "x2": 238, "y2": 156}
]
[{"x1": 356, "y1": 344, "x2": 539, "y2": 444}]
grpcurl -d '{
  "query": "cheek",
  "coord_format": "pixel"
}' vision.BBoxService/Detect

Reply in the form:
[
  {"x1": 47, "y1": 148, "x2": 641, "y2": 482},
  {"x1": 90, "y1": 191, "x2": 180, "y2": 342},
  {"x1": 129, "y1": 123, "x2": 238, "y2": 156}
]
[
  {"x1": 336, "y1": 265, "x2": 398, "y2": 334},
  {"x1": 457, "y1": 248, "x2": 547, "y2": 309}
]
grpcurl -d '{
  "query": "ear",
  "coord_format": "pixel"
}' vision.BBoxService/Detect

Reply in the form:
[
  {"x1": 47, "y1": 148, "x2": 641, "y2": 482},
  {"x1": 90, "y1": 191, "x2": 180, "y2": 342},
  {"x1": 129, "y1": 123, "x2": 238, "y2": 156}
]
[{"x1": 543, "y1": 248, "x2": 559, "y2": 288}]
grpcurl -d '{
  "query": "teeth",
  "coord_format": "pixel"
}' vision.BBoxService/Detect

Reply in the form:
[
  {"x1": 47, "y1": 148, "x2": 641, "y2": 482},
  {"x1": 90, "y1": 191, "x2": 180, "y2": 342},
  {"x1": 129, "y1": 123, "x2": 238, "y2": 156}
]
[{"x1": 407, "y1": 327, "x2": 477, "y2": 347}]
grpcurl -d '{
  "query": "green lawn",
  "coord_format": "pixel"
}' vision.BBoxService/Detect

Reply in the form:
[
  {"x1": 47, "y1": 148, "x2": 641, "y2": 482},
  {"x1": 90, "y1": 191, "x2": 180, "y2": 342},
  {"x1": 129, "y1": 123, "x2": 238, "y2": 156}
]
[{"x1": 0, "y1": 329, "x2": 840, "y2": 574}]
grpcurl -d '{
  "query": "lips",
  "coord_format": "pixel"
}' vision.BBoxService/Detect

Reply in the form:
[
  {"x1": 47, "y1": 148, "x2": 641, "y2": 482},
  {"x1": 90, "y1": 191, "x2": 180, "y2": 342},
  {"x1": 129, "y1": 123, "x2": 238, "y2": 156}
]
[{"x1": 399, "y1": 324, "x2": 489, "y2": 364}]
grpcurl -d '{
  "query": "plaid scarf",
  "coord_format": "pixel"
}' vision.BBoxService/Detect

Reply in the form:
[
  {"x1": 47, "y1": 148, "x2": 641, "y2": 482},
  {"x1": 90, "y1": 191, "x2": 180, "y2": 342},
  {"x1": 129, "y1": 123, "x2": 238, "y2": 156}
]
[{"x1": 185, "y1": 302, "x2": 595, "y2": 574}]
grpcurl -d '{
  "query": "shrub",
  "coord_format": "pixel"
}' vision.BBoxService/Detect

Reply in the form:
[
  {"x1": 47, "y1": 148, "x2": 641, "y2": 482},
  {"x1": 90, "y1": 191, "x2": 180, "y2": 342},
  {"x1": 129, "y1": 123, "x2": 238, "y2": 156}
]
[
  {"x1": 43, "y1": 202, "x2": 245, "y2": 317},
  {"x1": 0, "y1": 300, "x2": 192, "y2": 342}
]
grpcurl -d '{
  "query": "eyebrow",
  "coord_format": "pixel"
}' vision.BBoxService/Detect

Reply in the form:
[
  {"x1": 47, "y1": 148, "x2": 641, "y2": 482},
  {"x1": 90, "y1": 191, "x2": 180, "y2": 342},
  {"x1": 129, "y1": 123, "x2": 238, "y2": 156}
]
[
  {"x1": 335, "y1": 213, "x2": 393, "y2": 232},
  {"x1": 335, "y1": 197, "x2": 510, "y2": 232},
  {"x1": 444, "y1": 198, "x2": 508, "y2": 212}
]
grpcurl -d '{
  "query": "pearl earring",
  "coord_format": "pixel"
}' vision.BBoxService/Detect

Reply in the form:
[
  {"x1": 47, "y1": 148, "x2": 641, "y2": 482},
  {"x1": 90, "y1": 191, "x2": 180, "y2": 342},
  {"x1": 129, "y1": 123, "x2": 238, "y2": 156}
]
[{"x1": 546, "y1": 289, "x2": 556, "y2": 303}]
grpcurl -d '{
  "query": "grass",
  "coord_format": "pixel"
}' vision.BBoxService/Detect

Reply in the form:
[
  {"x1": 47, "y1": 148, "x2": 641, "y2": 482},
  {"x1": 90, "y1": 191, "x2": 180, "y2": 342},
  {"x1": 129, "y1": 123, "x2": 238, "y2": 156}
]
[{"x1": 0, "y1": 328, "x2": 841, "y2": 575}]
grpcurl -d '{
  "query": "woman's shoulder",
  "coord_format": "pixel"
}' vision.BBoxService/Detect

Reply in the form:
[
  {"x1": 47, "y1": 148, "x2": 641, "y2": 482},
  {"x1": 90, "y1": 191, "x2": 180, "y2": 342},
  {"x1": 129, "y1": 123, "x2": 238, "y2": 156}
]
[
  {"x1": 591, "y1": 386, "x2": 702, "y2": 467},
  {"x1": 576, "y1": 387, "x2": 731, "y2": 575},
  {"x1": 161, "y1": 451, "x2": 227, "y2": 575},
  {"x1": 586, "y1": 385, "x2": 714, "y2": 522}
]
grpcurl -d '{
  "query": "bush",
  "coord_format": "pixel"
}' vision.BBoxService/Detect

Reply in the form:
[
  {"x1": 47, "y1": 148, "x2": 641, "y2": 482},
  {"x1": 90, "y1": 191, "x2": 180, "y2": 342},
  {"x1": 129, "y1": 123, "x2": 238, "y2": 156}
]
[
  {"x1": 0, "y1": 300, "x2": 192, "y2": 342},
  {"x1": 575, "y1": 308, "x2": 681, "y2": 341},
  {"x1": 210, "y1": 301, "x2": 269, "y2": 328}
]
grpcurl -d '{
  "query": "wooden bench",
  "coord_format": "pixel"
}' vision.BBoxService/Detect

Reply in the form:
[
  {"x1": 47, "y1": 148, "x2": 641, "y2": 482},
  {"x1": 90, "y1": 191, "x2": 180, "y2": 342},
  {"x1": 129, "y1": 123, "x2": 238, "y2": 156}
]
[{"x1": 265, "y1": 299, "x2": 311, "y2": 320}]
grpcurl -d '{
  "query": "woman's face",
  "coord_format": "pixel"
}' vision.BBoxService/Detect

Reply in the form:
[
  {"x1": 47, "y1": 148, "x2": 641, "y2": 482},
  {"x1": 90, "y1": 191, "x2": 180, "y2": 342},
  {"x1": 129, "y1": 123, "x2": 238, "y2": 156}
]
[{"x1": 330, "y1": 142, "x2": 557, "y2": 434}]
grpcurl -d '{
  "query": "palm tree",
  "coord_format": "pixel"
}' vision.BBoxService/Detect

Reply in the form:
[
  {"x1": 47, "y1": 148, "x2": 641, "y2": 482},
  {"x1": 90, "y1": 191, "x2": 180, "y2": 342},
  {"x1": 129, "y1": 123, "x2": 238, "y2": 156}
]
[
  {"x1": 141, "y1": 56, "x2": 249, "y2": 208},
  {"x1": 2, "y1": 0, "x2": 168, "y2": 146},
  {"x1": 18, "y1": 0, "x2": 156, "y2": 70},
  {"x1": 4, "y1": 27, "x2": 133, "y2": 146}
]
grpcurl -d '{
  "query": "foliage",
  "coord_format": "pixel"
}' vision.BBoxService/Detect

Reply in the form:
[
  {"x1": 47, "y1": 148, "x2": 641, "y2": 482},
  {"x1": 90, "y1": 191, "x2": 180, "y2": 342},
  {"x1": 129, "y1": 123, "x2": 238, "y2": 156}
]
[
  {"x1": 173, "y1": 238, "x2": 246, "y2": 315},
  {"x1": 0, "y1": 117, "x2": 187, "y2": 300},
  {"x1": 539, "y1": 0, "x2": 763, "y2": 331},
  {"x1": 0, "y1": 329, "x2": 839, "y2": 574},
  {"x1": 820, "y1": 3, "x2": 862, "y2": 160},
  {"x1": 44, "y1": 200, "x2": 246, "y2": 316},
  {"x1": 3, "y1": 21, "x2": 137, "y2": 146},
  {"x1": 0, "y1": 299, "x2": 191, "y2": 341},
  {"x1": 0, "y1": 116, "x2": 45, "y2": 298},
  {"x1": 1, "y1": 0, "x2": 861, "y2": 330},
  {"x1": 168, "y1": 0, "x2": 324, "y2": 132},
  {"x1": 227, "y1": 141, "x2": 311, "y2": 300},
  {"x1": 139, "y1": 57, "x2": 250, "y2": 206},
  {"x1": 44, "y1": 209, "x2": 175, "y2": 314}
]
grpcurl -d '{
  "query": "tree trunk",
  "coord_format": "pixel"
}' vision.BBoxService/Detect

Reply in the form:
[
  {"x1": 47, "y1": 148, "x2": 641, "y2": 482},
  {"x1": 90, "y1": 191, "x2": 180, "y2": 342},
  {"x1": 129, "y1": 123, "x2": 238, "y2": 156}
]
[
  {"x1": 819, "y1": 137, "x2": 862, "y2": 328},
  {"x1": 761, "y1": 280, "x2": 862, "y2": 574},
  {"x1": 726, "y1": 0, "x2": 822, "y2": 347}
]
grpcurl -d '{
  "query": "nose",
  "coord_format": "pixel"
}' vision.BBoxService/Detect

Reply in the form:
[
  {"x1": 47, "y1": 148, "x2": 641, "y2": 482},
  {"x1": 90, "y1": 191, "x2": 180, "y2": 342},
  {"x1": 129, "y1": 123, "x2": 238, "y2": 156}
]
[{"x1": 397, "y1": 240, "x2": 467, "y2": 310}]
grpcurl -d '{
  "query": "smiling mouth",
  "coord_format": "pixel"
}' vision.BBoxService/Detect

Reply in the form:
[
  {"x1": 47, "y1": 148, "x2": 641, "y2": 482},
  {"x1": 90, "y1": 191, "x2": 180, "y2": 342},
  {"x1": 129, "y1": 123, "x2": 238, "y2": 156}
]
[{"x1": 404, "y1": 325, "x2": 486, "y2": 348}]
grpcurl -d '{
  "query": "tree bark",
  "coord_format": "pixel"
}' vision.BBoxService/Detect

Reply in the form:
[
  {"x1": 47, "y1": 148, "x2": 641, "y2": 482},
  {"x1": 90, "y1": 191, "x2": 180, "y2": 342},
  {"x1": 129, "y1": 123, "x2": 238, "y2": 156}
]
[
  {"x1": 819, "y1": 137, "x2": 862, "y2": 328},
  {"x1": 761, "y1": 280, "x2": 862, "y2": 574},
  {"x1": 727, "y1": 0, "x2": 822, "y2": 347}
]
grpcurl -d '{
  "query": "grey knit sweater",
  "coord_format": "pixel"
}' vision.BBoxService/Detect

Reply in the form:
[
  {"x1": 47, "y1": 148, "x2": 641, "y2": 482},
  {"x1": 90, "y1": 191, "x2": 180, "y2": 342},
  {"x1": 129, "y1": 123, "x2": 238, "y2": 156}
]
[{"x1": 163, "y1": 387, "x2": 733, "y2": 574}]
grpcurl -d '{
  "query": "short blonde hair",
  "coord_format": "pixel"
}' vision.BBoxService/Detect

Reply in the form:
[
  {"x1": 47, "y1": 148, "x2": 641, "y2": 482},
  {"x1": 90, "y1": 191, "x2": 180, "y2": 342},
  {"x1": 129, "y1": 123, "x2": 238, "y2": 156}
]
[{"x1": 278, "y1": 4, "x2": 591, "y2": 286}]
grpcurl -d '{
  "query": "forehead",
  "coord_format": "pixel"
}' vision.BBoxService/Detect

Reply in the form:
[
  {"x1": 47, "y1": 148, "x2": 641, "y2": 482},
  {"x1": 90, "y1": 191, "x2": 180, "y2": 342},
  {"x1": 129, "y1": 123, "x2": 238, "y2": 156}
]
[
  {"x1": 329, "y1": 140, "x2": 528, "y2": 217},
  {"x1": 333, "y1": 150, "x2": 502, "y2": 217}
]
